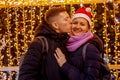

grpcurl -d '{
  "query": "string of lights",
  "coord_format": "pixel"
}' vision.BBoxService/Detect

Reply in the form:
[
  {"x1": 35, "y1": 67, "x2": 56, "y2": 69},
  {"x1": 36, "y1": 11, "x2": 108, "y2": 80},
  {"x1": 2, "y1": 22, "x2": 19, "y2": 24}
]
[
  {"x1": 113, "y1": 1, "x2": 120, "y2": 79},
  {"x1": 0, "y1": 0, "x2": 120, "y2": 79}
]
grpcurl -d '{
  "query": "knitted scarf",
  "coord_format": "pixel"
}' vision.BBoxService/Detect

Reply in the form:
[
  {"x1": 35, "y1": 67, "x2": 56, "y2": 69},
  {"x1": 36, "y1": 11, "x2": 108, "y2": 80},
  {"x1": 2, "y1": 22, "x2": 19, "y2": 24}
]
[{"x1": 67, "y1": 30, "x2": 94, "y2": 52}]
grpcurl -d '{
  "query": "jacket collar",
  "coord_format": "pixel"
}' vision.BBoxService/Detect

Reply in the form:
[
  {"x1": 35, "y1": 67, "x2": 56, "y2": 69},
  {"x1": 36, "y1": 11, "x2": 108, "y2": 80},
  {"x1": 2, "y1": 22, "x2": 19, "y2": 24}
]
[{"x1": 35, "y1": 21, "x2": 70, "y2": 42}]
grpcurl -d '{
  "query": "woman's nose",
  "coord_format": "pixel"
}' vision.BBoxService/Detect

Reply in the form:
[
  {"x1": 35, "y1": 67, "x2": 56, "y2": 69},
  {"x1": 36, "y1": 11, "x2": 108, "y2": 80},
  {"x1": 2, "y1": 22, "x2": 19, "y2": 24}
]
[{"x1": 76, "y1": 24, "x2": 81, "y2": 28}]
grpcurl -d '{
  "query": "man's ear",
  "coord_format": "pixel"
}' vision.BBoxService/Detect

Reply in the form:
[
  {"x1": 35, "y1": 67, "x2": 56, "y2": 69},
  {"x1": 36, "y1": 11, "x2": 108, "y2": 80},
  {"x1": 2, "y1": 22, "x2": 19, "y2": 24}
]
[{"x1": 51, "y1": 21, "x2": 59, "y2": 31}]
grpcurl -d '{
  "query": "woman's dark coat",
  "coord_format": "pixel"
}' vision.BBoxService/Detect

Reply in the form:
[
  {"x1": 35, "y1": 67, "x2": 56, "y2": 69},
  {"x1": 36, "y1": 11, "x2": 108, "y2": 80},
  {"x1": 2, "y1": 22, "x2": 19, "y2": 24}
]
[{"x1": 61, "y1": 34, "x2": 105, "y2": 80}]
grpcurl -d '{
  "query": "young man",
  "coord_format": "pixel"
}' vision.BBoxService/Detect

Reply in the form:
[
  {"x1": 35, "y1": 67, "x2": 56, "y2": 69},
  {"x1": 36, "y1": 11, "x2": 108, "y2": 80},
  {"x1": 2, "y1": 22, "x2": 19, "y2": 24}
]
[{"x1": 18, "y1": 7, "x2": 72, "y2": 80}]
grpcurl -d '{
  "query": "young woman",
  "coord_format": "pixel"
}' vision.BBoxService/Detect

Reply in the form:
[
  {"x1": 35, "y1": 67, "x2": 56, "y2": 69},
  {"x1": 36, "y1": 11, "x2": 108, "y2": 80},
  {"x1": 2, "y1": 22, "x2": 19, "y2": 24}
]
[{"x1": 54, "y1": 6, "x2": 111, "y2": 80}]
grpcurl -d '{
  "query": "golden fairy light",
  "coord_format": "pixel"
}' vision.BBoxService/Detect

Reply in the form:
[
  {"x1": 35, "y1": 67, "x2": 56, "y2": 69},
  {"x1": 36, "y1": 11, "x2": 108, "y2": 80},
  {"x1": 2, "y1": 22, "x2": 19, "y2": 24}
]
[
  {"x1": 90, "y1": 3, "x2": 97, "y2": 33},
  {"x1": 102, "y1": 1, "x2": 110, "y2": 58},
  {"x1": 113, "y1": 1, "x2": 120, "y2": 78},
  {"x1": 0, "y1": 0, "x2": 120, "y2": 79}
]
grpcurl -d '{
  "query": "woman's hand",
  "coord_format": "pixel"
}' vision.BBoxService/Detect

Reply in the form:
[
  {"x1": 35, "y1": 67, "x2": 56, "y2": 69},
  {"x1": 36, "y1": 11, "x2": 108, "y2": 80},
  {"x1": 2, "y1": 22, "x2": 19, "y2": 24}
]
[{"x1": 54, "y1": 48, "x2": 67, "y2": 67}]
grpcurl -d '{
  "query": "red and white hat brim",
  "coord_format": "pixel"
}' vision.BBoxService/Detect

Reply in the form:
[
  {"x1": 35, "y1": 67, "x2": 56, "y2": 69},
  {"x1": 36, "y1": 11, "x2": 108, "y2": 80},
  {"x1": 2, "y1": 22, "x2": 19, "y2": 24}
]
[{"x1": 73, "y1": 13, "x2": 91, "y2": 26}]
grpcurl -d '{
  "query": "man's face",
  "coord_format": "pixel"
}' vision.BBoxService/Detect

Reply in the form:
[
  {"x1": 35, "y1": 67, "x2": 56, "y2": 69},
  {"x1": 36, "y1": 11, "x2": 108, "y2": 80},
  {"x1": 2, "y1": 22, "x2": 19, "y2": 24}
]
[{"x1": 54, "y1": 12, "x2": 72, "y2": 33}]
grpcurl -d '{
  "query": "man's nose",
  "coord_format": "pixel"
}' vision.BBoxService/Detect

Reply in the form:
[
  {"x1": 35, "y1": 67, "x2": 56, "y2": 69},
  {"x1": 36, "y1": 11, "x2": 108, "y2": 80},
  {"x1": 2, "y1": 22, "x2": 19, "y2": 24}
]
[{"x1": 69, "y1": 19, "x2": 72, "y2": 24}]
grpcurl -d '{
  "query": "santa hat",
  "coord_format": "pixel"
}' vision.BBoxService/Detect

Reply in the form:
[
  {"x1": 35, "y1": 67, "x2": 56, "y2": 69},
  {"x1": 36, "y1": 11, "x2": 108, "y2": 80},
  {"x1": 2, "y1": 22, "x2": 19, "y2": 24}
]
[{"x1": 73, "y1": 6, "x2": 92, "y2": 26}]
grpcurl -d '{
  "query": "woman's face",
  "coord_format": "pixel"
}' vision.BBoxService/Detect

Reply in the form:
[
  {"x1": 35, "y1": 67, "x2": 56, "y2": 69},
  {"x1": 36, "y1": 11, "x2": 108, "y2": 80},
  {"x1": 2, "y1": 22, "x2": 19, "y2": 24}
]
[{"x1": 71, "y1": 17, "x2": 90, "y2": 36}]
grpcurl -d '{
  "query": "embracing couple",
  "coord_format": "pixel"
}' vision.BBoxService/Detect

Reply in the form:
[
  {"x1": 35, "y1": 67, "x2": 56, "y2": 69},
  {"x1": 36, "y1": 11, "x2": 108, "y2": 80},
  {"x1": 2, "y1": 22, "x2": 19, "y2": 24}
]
[{"x1": 18, "y1": 6, "x2": 111, "y2": 80}]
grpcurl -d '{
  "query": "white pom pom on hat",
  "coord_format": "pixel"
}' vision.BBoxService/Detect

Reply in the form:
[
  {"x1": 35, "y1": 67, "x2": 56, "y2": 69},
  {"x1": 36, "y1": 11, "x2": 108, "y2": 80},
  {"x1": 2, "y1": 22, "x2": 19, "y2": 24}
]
[{"x1": 73, "y1": 6, "x2": 92, "y2": 26}]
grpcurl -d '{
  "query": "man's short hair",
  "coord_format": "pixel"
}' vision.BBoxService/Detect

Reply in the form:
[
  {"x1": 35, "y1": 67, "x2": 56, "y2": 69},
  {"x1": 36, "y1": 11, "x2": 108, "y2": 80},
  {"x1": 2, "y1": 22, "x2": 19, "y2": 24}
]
[{"x1": 44, "y1": 7, "x2": 67, "y2": 24}]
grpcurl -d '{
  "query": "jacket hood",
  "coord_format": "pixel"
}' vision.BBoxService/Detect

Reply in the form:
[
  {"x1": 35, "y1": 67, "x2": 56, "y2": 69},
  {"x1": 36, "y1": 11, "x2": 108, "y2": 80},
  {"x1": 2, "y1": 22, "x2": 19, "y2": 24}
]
[
  {"x1": 89, "y1": 34, "x2": 103, "y2": 53},
  {"x1": 34, "y1": 21, "x2": 69, "y2": 43}
]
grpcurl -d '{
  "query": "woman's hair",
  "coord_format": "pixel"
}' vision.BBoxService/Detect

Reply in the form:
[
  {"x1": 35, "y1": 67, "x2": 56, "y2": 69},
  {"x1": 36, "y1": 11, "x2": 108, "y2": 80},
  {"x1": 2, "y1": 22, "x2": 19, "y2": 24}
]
[
  {"x1": 44, "y1": 7, "x2": 66, "y2": 24},
  {"x1": 86, "y1": 20, "x2": 90, "y2": 28}
]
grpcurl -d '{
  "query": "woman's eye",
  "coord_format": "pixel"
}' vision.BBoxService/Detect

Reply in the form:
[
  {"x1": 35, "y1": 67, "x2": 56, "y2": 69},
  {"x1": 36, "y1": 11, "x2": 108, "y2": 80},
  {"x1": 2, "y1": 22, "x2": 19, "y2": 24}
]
[{"x1": 80, "y1": 23, "x2": 85, "y2": 26}]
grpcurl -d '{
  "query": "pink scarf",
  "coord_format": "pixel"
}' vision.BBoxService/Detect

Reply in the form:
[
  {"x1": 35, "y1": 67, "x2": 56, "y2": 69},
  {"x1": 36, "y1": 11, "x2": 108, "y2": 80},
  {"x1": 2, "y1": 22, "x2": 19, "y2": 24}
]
[{"x1": 67, "y1": 31, "x2": 94, "y2": 52}]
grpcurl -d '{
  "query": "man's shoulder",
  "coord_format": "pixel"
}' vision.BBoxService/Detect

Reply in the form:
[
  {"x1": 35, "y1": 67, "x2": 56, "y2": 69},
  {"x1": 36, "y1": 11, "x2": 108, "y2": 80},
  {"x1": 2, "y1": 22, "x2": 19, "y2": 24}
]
[{"x1": 28, "y1": 36, "x2": 45, "y2": 48}]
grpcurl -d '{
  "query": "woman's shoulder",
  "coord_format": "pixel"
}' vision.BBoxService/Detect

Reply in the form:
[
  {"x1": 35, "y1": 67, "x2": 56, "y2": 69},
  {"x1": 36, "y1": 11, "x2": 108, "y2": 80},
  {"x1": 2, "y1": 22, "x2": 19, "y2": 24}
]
[
  {"x1": 88, "y1": 35, "x2": 103, "y2": 53},
  {"x1": 85, "y1": 42, "x2": 102, "y2": 61}
]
